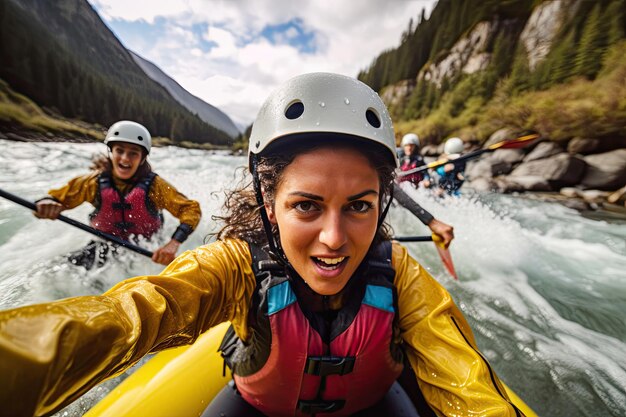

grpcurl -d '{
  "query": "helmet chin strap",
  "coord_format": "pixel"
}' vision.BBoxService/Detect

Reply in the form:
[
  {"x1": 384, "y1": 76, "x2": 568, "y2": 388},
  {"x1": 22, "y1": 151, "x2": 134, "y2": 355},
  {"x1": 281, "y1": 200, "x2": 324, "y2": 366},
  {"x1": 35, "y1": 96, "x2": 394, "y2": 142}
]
[
  {"x1": 377, "y1": 183, "x2": 394, "y2": 231},
  {"x1": 250, "y1": 154, "x2": 290, "y2": 266}
]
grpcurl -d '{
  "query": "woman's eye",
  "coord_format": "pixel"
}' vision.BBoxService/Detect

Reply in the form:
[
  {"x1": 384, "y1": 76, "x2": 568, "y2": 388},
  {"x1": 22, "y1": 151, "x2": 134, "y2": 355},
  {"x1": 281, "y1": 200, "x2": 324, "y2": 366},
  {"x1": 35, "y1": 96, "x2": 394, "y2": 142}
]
[
  {"x1": 349, "y1": 201, "x2": 374, "y2": 213},
  {"x1": 293, "y1": 201, "x2": 316, "y2": 212}
]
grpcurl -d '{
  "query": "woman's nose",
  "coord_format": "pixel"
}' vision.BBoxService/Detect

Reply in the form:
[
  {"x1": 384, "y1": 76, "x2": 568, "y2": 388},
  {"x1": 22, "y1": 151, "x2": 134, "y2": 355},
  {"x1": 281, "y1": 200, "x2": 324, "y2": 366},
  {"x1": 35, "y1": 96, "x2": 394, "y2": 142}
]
[{"x1": 318, "y1": 212, "x2": 347, "y2": 250}]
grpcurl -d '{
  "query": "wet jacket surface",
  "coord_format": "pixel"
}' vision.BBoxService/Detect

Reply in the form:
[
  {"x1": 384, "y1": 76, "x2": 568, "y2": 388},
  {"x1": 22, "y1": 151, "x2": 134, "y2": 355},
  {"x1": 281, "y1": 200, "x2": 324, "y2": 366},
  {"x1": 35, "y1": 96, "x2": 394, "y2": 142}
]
[
  {"x1": 47, "y1": 171, "x2": 201, "y2": 240},
  {"x1": 0, "y1": 239, "x2": 520, "y2": 417}
]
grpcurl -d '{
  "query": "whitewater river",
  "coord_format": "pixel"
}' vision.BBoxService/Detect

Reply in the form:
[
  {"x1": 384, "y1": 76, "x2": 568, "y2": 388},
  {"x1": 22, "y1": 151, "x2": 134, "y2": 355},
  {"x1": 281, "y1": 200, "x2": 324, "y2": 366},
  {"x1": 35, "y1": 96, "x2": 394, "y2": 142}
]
[{"x1": 1, "y1": 139, "x2": 625, "y2": 417}]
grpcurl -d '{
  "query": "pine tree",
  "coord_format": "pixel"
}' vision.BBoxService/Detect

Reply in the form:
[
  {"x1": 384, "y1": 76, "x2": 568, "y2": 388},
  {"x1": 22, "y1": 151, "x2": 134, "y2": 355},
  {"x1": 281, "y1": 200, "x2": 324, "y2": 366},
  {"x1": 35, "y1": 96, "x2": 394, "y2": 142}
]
[
  {"x1": 605, "y1": 0, "x2": 625, "y2": 47},
  {"x1": 550, "y1": 30, "x2": 577, "y2": 85},
  {"x1": 575, "y1": 4, "x2": 604, "y2": 79}
]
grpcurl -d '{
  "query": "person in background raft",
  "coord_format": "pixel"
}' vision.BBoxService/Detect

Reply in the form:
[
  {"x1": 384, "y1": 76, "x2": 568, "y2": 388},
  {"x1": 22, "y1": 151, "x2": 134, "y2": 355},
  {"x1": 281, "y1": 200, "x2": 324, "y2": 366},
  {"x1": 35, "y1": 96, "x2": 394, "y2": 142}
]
[
  {"x1": 0, "y1": 74, "x2": 524, "y2": 417},
  {"x1": 398, "y1": 133, "x2": 429, "y2": 188},
  {"x1": 34, "y1": 121, "x2": 201, "y2": 267},
  {"x1": 392, "y1": 132, "x2": 453, "y2": 246},
  {"x1": 434, "y1": 137, "x2": 466, "y2": 196}
]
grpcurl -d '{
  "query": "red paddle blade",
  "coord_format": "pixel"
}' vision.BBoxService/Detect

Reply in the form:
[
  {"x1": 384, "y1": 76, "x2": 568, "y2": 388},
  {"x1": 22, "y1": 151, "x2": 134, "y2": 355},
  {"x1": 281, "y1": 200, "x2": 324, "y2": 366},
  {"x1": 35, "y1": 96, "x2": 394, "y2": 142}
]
[
  {"x1": 490, "y1": 133, "x2": 540, "y2": 150},
  {"x1": 432, "y1": 234, "x2": 458, "y2": 280}
]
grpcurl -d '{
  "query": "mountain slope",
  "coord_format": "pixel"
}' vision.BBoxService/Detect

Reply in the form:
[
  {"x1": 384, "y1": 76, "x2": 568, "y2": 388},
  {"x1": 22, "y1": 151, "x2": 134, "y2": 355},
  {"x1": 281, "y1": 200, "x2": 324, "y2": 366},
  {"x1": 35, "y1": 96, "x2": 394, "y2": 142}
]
[
  {"x1": 0, "y1": 0, "x2": 231, "y2": 145},
  {"x1": 358, "y1": 0, "x2": 626, "y2": 143},
  {"x1": 131, "y1": 52, "x2": 239, "y2": 139}
]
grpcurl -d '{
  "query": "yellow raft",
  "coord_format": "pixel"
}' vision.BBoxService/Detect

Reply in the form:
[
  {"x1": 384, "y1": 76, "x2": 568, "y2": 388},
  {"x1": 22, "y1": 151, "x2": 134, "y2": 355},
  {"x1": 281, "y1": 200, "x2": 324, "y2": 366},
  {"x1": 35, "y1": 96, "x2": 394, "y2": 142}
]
[{"x1": 85, "y1": 322, "x2": 537, "y2": 417}]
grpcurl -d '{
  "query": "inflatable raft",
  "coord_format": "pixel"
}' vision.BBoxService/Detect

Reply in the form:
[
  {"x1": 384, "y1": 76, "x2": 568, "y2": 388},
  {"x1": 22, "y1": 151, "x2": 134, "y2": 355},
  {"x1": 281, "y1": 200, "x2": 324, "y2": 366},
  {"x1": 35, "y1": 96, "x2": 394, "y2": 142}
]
[{"x1": 85, "y1": 322, "x2": 537, "y2": 417}]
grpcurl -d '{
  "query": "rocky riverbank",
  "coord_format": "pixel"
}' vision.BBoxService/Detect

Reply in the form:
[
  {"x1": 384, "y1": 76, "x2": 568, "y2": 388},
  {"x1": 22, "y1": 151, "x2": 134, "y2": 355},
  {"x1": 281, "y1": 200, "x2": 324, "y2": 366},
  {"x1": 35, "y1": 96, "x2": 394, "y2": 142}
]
[{"x1": 421, "y1": 128, "x2": 626, "y2": 219}]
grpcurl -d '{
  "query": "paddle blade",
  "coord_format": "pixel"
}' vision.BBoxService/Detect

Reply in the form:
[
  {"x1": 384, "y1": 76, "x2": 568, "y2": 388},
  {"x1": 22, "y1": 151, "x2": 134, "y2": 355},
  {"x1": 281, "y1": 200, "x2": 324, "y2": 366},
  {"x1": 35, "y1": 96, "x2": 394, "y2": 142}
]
[
  {"x1": 489, "y1": 133, "x2": 540, "y2": 150},
  {"x1": 432, "y1": 233, "x2": 458, "y2": 280}
]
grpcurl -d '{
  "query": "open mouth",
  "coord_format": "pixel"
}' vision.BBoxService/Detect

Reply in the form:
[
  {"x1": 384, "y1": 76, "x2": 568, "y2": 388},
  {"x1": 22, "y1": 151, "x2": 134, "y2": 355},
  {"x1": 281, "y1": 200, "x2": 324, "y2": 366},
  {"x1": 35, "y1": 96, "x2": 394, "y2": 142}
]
[{"x1": 312, "y1": 256, "x2": 348, "y2": 271}]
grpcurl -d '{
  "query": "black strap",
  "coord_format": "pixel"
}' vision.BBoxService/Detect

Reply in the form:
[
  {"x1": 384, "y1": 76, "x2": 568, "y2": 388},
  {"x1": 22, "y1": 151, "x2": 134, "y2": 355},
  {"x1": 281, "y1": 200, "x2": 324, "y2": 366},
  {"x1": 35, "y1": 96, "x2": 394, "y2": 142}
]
[
  {"x1": 138, "y1": 172, "x2": 158, "y2": 191},
  {"x1": 304, "y1": 356, "x2": 355, "y2": 376},
  {"x1": 112, "y1": 202, "x2": 132, "y2": 210},
  {"x1": 98, "y1": 172, "x2": 113, "y2": 189},
  {"x1": 297, "y1": 399, "x2": 345, "y2": 414}
]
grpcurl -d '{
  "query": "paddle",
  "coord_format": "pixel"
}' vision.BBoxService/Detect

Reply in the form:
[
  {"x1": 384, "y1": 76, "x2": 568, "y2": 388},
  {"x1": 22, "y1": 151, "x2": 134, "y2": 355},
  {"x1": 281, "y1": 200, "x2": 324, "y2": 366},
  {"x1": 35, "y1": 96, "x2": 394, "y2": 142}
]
[
  {"x1": 0, "y1": 187, "x2": 154, "y2": 258},
  {"x1": 391, "y1": 233, "x2": 458, "y2": 280},
  {"x1": 397, "y1": 133, "x2": 541, "y2": 178}
]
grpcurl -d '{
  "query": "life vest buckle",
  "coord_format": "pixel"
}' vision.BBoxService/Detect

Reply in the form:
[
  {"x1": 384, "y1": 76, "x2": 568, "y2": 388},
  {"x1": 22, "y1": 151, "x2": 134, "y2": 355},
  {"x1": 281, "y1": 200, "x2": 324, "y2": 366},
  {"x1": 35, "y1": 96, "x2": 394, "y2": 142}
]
[
  {"x1": 114, "y1": 221, "x2": 135, "y2": 231},
  {"x1": 304, "y1": 356, "x2": 355, "y2": 376},
  {"x1": 112, "y1": 202, "x2": 132, "y2": 210},
  {"x1": 297, "y1": 399, "x2": 345, "y2": 414}
]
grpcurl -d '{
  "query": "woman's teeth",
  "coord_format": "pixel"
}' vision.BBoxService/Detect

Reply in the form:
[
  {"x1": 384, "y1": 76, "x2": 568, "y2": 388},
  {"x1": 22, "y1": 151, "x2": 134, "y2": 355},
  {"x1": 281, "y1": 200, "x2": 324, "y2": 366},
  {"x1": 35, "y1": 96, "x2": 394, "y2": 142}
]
[{"x1": 314, "y1": 257, "x2": 346, "y2": 270}]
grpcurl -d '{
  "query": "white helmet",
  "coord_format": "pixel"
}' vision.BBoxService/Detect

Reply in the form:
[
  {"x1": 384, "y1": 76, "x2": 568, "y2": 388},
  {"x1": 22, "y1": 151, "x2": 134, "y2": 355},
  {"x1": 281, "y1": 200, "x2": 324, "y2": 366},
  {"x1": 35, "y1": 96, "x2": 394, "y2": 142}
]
[
  {"x1": 104, "y1": 120, "x2": 152, "y2": 154},
  {"x1": 401, "y1": 133, "x2": 420, "y2": 147},
  {"x1": 444, "y1": 137, "x2": 464, "y2": 155},
  {"x1": 248, "y1": 72, "x2": 398, "y2": 167}
]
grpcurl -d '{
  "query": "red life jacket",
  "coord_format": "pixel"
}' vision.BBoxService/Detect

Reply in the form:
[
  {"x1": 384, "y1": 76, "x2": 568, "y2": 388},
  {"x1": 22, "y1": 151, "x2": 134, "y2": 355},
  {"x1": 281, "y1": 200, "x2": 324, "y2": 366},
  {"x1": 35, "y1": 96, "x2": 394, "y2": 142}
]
[
  {"x1": 220, "y1": 242, "x2": 404, "y2": 417},
  {"x1": 89, "y1": 172, "x2": 162, "y2": 240},
  {"x1": 398, "y1": 155, "x2": 425, "y2": 184}
]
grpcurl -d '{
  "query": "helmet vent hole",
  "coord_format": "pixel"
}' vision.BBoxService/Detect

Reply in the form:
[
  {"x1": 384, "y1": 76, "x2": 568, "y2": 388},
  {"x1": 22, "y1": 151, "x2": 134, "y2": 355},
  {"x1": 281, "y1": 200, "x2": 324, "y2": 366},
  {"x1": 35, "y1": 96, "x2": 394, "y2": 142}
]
[
  {"x1": 138, "y1": 136, "x2": 143, "y2": 141},
  {"x1": 365, "y1": 109, "x2": 381, "y2": 128},
  {"x1": 114, "y1": 131, "x2": 119, "y2": 136},
  {"x1": 285, "y1": 101, "x2": 304, "y2": 120}
]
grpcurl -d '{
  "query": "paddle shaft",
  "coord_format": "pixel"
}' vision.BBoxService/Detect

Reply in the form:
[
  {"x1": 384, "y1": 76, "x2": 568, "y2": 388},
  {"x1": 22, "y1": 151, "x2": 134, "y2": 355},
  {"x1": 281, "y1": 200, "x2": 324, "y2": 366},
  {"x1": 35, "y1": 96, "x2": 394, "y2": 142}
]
[
  {"x1": 398, "y1": 147, "x2": 490, "y2": 177},
  {"x1": 398, "y1": 133, "x2": 540, "y2": 177},
  {"x1": 392, "y1": 235, "x2": 433, "y2": 242},
  {"x1": 0, "y1": 188, "x2": 154, "y2": 258}
]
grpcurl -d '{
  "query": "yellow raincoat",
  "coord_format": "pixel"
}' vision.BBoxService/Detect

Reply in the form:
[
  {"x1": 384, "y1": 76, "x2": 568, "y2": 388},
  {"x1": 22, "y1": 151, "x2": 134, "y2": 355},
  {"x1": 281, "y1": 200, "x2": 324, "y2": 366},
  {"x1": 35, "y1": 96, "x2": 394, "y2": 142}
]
[
  {"x1": 47, "y1": 171, "x2": 202, "y2": 233},
  {"x1": 0, "y1": 239, "x2": 522, "y2": 417}
]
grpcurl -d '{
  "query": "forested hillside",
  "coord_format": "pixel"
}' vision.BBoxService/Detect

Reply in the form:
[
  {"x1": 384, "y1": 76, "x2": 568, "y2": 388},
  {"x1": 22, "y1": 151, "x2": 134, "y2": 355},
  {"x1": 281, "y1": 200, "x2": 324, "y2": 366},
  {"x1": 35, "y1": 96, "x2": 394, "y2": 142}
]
[
  {"x1": 0, "y1": 0, "x2": 231, "y2": 145},
  {"x1": 358, "y1": 0, "x2": 626, "y2": 144}
]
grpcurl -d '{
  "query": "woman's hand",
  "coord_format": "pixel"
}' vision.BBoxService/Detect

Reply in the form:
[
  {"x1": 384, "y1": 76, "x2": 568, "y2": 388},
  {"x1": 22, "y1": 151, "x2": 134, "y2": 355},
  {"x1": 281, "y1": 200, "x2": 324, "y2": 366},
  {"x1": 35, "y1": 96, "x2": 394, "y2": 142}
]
[
  {"x1": 152, "y1": 239, "x2": 181, "y2": 265},
  {"x1": 35, "y1": 199, "x2": 64, "y2": 219},
  {"x1": 427, "y1": 218, "x2": 454, "y2": 248}
]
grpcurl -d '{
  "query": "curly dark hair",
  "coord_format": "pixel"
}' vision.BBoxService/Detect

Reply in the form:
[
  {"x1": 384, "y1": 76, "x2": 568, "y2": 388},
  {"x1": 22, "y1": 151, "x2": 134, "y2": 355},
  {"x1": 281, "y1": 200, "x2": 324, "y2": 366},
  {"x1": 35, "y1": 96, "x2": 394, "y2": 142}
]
[{"x1": 213, "y1": 135, "x2": 396, "y2": 246}]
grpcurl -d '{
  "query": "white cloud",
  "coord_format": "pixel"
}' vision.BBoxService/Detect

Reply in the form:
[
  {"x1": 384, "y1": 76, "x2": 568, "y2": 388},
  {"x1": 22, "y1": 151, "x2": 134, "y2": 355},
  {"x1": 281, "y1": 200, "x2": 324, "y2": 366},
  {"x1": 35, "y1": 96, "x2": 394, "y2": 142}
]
[{"x1": 90, "y1": 0, "x2": 437, "y2": 128}]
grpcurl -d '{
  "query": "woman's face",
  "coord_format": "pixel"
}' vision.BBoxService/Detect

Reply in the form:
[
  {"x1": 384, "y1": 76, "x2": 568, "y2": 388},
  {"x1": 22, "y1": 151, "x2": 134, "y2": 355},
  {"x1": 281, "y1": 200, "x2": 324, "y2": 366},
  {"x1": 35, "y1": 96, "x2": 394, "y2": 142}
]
[
  {"x1": 403, "y1": 144, "x2": 416, "y2": 156},
  {"x1": 110, "y1": 143, "x2": 145, "y2": 180},
  {"x1": 267, "y1": 146, "x2": 380, "y2": 295}
]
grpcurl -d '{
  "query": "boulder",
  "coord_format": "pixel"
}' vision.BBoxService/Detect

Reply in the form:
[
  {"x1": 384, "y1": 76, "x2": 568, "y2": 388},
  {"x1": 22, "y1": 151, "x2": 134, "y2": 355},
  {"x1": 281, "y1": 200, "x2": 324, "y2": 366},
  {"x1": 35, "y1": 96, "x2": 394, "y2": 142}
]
[
  {"x1": 567, "y1": 137, "x2": 601, "y2": 154},
  {"x1": 491, "y1": 161, "x2": 514, "y2": 176},
  {"x1": 560, "y1": 187, "x2": 581, "y2": 198},
  {"x1": 580, "y1": 149, "x2": 626, "y2": 190},
  {"x1": 491, "y1": 148, "x2": 526, "y2": 164},
  {"x1": 524, "y1": 141, "x2": 564, "y2": 162},
  {"x1": 579, "y1": 189, "x2": 611, "y2": 203},
  {"x1": 568, "y1": 136, "x2": 626, "y2": 155},
  {"x1": 465, "y1": 158, "x2": 494, "y2": 179},
  {"x1": 499, "y1": 175, "x2": 552, "y2": 192},
  {"x1": 509, "y1": 153, "x2": 586, "y2": 188},
  {"x1": 484, "y1": 128, "x2": 518, "y2": 148}
]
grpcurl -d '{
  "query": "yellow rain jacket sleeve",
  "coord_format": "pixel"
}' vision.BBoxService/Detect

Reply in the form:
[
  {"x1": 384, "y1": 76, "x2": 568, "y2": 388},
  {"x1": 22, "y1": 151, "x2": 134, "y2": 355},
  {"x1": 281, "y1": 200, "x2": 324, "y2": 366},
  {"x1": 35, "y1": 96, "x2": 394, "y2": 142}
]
[
  {"x1": 0, "y1": 239, "x2": 255, "y2": 417},
  {"x1": 393, "y1": 242, "x2": 521, "y2": 416},
  {"x1": 47, "y1": 172, "x2": 202, "y2": 233},
  {"x1": 0, "y1": 239, "x2": 519, "y2": 417}
]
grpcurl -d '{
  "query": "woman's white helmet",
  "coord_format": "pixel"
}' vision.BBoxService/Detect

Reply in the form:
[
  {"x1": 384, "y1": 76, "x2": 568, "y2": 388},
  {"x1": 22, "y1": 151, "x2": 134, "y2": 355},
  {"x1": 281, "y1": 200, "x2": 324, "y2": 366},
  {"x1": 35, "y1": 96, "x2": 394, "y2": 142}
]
[
  {"x1": 401, "y1": 133, "x2": 420, "y2": 147},
  {"x1": 444, "y1": 137, "x2": 464, "y2": 155},
  {"x1": 248, "y1": 72, "x2": 398, "y2": 167},
  {"x1": 104, "y1": 120, "x2": 152, "y2": 154}
]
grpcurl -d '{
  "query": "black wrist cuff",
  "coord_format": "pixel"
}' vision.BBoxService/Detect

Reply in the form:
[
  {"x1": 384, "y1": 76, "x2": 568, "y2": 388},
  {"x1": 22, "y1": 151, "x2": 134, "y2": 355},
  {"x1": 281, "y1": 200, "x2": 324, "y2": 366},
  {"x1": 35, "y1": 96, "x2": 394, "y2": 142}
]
[{"x1": 172, "y1": 223, "x2": 193, "y2": 243}]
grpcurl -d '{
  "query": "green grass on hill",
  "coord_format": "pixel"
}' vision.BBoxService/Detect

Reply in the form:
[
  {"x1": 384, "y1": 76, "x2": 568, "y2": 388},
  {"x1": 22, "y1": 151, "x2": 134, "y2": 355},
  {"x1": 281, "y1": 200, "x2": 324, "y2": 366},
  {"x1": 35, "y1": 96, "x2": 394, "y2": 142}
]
[
  {"x1": 396, "y1": 41, "x2": 626, "y2": 145},
  {"x1": 0, "y1": 78, "x2": 102, "y2": 140}
]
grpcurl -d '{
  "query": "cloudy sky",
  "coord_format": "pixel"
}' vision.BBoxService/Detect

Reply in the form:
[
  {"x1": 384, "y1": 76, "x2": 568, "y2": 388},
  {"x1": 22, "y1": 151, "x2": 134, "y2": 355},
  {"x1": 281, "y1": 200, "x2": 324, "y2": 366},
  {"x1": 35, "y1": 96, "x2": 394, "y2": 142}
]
[{"x1": 90, "y1": 0, "x2": 437, "y2": 130}]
